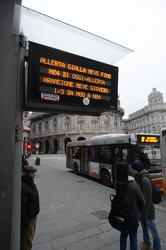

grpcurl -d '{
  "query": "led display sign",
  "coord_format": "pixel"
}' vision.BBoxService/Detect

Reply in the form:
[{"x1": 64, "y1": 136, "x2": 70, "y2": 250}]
[
  {"x1": 26, "y1": 42, "x2": 118, "y2": 115},
  {"x1": 137, "y1": 135, "x2": 160, "y2": 144}
]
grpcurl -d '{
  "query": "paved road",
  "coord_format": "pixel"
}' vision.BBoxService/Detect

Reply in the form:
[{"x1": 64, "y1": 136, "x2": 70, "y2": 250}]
[
  {"x1": 29, "y1": 154, "x2": 166, "y2": 202},
  {"x1": 27, "y1": 155, "x2": 166, "y2": 250}
]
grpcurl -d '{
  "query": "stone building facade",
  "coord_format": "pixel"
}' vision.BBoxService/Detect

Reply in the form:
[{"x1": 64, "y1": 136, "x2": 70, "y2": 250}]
[
  {"x1": 28, "y1": 98, "x2": 124, "y2": 154},
  {"x1": 28, "y1": 88, "x2": 166, "y2": 154},
  {"x1": 127, "y1": 88, "x2": 166, "y2": 134}
]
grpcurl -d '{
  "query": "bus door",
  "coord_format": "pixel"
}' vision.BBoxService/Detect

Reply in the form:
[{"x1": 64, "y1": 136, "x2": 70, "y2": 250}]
[
  {"x1": 111, "y1": 146, "x2": 130, "y2": 183},
  {"x1": 66, "y1": 147, "x2": 73, "y2": 168},
  {"x1": 112, "y1": 146, "x2": 131, "y2": 164},
  {"x1": 80, "y1": 147, "x2": 88, "y2": 173},
  {"x1": 111, "y1": 146, "x2": 121, "y2": 183},
  {"x1": 112, "y1": 146, "x2": 121, "y2": 163}
]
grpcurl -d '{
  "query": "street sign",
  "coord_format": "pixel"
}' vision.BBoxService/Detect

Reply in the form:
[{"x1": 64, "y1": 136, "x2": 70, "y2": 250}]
[
  {"x1": 35, "y1": 143, "x2": 39, "y2": 148},
  {"x1": 25, "y1": 42, "x2": 118, "y2": 115}
]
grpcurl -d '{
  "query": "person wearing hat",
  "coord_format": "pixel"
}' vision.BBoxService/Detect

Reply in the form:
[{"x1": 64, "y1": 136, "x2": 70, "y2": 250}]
[
  {"x1": 131, "y1": 160, "x2": 161, "y2": 250},
  {"x1": 20, "y1": 165, "x2": 40, "y2": 250}
]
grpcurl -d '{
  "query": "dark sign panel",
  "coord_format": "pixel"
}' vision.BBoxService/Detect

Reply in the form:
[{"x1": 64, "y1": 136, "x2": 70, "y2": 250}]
[
  {"x1": 137, "y1": 135, "x2": 160, "y2": 144},
  {"x1": 26, "y1": 42, "x2": 118, "y2": 115}
]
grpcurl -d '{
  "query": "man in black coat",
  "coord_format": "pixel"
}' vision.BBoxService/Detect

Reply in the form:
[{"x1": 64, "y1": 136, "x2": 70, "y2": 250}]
[{"x1": 21, "y1": 165, "x2": 40, "y2": 250}]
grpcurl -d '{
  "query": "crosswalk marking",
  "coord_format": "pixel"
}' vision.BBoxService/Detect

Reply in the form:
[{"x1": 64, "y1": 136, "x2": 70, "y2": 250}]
[{"x1": 30, "y1": 156, "x2": 66, "y2": 160}]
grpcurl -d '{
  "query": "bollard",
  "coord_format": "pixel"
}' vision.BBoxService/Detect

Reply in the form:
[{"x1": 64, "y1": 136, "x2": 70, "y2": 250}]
[{"x1": 35, "y1": 157, "x2": 40, "y2": 166}]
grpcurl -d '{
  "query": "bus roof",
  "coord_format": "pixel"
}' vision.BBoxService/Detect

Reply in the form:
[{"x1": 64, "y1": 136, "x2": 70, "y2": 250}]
[
  {"x1": 91, "y1": 134, "x2": 127, "y2": 139},
  {"x1": 67, "y1": 133, "x2": 160, "y2": 147},
  {"x1": 67, "y1": 134, "x2": 137, "y2": 147}
]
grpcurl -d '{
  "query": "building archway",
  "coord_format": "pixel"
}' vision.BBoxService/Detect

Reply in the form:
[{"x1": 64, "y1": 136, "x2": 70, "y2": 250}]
[
  {"x1": 77, "y1": 137, "x2": 86, "y2": 141},
  {"x1": 53, "y1": 139, "x2": 58, "y2": 154},
  {"x1": 32, "y1": 141, "x2": 36, "y2": 154},
  {"x1": 64, "y1": 138, "x2": 72, "y2": 153},
  {"x1": 45, "y1": 140, "x2": 49, "y2": 154},
  {"x1": 38, "y1": 141, "x2": 43, "y2": 154}
]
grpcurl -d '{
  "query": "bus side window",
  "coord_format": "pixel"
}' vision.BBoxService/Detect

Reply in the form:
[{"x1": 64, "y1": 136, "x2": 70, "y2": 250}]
[
  {"x1": 90, "y1": 146, "x2": 96, "y2": 162},
  {"x1": 100, "y1": 145, "x2": 111, "y2": 164},
  {"x1": 90, "y1": 146, "x2": 100, "y2": 162},
  {"x1": 122, "y1": 148, "x2": 129, "y2": 162}
]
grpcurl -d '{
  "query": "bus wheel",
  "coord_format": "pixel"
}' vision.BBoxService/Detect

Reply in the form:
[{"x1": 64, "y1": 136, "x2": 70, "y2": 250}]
[
  {"x1": 74, "y1": 163, "x2": 79, "y2": 175},
  {"x1": 101, "y1": 170, "x2": 111, "y2": 187}
]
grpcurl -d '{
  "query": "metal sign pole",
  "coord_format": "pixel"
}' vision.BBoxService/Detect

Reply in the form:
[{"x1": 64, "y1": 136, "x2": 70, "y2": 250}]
[{"x1": 0, "y1": 1, "x2": 22, "y2": 249}]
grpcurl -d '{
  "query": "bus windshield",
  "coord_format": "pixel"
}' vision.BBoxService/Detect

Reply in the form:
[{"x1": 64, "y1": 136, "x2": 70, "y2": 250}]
[{"x1": 138, "y1": 145, "x2": 161, "y2": 165}]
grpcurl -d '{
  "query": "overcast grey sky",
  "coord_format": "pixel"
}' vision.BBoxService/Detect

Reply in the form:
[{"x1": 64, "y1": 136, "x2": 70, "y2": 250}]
[{"x1": 22, "y1": 0, "x2": 166, "y2": 118}]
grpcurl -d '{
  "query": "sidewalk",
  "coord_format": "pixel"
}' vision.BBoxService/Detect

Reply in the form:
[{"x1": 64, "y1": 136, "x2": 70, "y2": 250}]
[{"x1": 28, "y1": 158, "x2": 166, "y2": 250}]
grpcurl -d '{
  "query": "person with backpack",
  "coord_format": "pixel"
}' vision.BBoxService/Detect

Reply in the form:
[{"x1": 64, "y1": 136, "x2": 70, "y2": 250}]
[
  {"x1": 131, "y1": 160, "x2": 162, "y2": 250},
  {"x1": 120, "y1": 163, "x2": 146, "y2": 250},
  {"x1": 108, "y1": 162, "x2": 146, "y2": 250}
]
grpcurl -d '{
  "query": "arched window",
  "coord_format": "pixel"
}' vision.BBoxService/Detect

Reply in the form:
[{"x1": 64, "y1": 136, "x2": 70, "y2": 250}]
[
  {"x1": 143, "y1": 119, "x2": 145, "y2": 125},
  {"x1": 151, "y1": 116, "x2": 154, "y2": 122},
  {"x1": 53, "y1": 119, "x2": 58, "y2": 132},
  {"x1": 91, "y1": 117, "x2": 98, "y2": 130},
  {"x1": 136, "y1": 121, "x2": 139, "y2": 127},
  {"x1": 114, "y1": 117, "x2": 118, "y2": 126},
  {"x1": 157, "y1": 125, "x2": 161, "y2": 134},
  {"x1": 104, "y1": 115, "x2": 109, "y2": 130},
  {"x1": 38, "y1": 123, "x2": 42, "y2": 133},
  {"x1": 65, "y1": 116, "x2": 71, "y2": 131},
  {"x1": 32, "y1": 124, "x2": 36, "y2": 133},
  {"x1": 45, "y1": 121, "x2": 49, "y2": 132},
  {"x1": 77, "y1": 116, "x2": 84, "y2": 130},
  {"x1": 153, "y1": 126, "x2": 156, "y2": 133}
]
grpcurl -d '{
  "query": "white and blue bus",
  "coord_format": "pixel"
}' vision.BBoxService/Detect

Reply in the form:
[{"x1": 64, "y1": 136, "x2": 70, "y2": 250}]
[{"x1": 66, "y1": 133, "x2": 162, "y2": 188}]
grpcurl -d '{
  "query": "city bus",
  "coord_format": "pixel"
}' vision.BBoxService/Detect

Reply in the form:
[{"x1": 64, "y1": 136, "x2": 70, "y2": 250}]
[
  {"x1": 66, "y1": 133, "x2": 163, "y2": 189},
  {"x1": 160, "y1": 128, "x2": 166, "y2": 193},
  {"x1": 160, "y1": 128, "x2": 166, "y2": 168}
]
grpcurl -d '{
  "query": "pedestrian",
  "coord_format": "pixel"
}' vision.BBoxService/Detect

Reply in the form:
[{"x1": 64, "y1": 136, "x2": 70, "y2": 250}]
[
  {"x1": 119, "y1": 164, "x2": 146, "y2": 250},
  {"x1": 131, "y1": 160, "x2": 162, "y2": 250},
  {"x1": 22, "y1": 154, "x2": 29, "y2": 170},
  {"x1": 20, "y1": 165, "x2": 40, "y2": 250},
  {"x1": 139, "y1": 153, "x2": 150, "y2": 170}
]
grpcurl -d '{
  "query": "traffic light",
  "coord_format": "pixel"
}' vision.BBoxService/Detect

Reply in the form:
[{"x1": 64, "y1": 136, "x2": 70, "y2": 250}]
[{"x1": 27, "y1": 143, "x2": 31, "y2": 150}]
